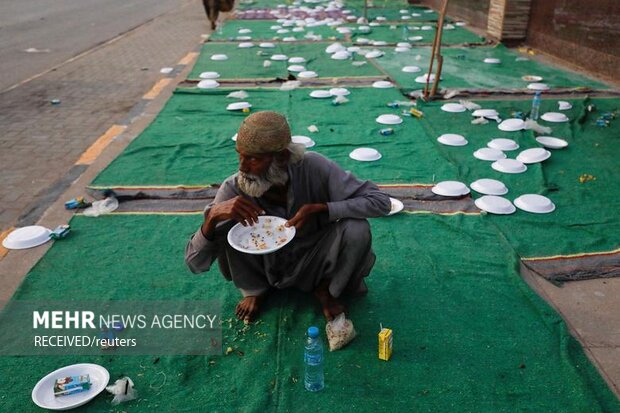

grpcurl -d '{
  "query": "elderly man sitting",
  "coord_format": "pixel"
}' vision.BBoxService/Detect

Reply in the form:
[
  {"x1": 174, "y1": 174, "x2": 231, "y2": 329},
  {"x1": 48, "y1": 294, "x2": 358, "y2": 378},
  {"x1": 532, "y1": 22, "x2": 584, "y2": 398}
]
[{"x1": 185, "y1": 111, "x2": 390, "y2": 322}]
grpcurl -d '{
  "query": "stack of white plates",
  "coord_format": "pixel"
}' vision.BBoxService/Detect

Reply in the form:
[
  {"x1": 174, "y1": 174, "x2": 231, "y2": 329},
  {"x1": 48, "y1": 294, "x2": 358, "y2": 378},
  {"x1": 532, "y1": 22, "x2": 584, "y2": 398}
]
[
  {"x1": 470, "y1": 179, "x2": 508, "y2": 195},
  {"x1": 441, "y1": 103, "x2": 467, "y2": 113},
  {"x1": 514, "y1": 194, "x2": 555, "y2": 213},
  {"x1": 491, "y1": 159, "x2": 527, "y2": 174},
  {"x1": 349, "y1": 147, "x2": 382, "y2": 161},
  {"x1": 431, "y1": 181, "x2": 470, "y2": 197},
  {"x1": 540, "y1": 112, "x2": 569, "y2": 123},
  {"x1": 437, "y1": 133, "x2": 468, "y2": 146},
  {"x1": 473, "y1": 148, "x2": 506, "y2": 161},
  {"x1": 535, "y1": 136, "x2": 568, "y2": 149},
  {"x1": 516, "y1": 148, "x2": 551, "y2": 164},
  {"x1": 376, "y1": 114, "x2": 403, "y2": 125},
  {"x1": 488, "y1": 138, "x2": 519, "y2": 151},
  {"x1": 475, "y1": 196, "x2": 515, "y2": 214}
]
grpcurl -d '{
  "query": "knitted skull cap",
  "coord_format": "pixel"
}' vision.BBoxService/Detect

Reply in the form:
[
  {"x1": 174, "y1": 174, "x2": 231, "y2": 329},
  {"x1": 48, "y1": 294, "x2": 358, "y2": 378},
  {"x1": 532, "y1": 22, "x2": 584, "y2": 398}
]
[{"x1": 236, "y1": 111, "x2": 291, "y2": 154}]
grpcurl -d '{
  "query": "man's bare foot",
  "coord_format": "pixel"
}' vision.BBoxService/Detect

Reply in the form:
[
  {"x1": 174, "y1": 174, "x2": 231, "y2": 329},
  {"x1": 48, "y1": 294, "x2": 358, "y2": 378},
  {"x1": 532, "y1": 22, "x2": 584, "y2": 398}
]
[
  {"x1": 314, "y1": 280, "x2": 345, "y2": 321},
  {"x1": 235, "y1": 295, "x2": 264, "y2": 323}
]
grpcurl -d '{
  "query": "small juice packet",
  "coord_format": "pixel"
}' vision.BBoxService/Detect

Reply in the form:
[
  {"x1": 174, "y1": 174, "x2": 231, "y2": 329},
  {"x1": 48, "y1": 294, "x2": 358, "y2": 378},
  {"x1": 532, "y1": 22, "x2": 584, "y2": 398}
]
[{"x1": 53, "y1": 374, "x2": 91, "y2": 397}]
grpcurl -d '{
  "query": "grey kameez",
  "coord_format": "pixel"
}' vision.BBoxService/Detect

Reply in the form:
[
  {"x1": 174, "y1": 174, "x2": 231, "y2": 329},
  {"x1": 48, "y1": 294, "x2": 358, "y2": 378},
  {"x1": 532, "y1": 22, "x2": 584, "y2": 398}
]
[{"x1": 185, "y1": 152, "x2": 391, "y2": 297}]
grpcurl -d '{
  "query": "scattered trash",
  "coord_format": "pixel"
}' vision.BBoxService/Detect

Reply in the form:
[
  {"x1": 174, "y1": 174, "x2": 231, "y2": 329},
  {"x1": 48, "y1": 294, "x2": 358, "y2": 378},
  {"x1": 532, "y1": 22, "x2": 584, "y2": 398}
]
[
  {"x1": 326, "y1": 313, "x2": 356, "y2": 352},
  {"x1": 106, "y1": 377, "x2": 137, "y2": 405},
  {"x1": 409, "y1": 108, "x2": 424, "y2": 118},
  {"x1": 351, "y1": 61, "x2": 367, "y2": 66},
  {"x1": 227, "y1": 90, "x2": 249, "y2": 99},
  {"x1": 50, "y1": 225, "x2": 70, "y2": 240},
  {"x1": 50, "y1": 99, "x2": 61, "y2": 105},
  {"x1": 524, "y1": 119, "x2": 552, "y2": 134},
  {"x1": 579, "y1": 174, "x2": 596, "y2": 183},
  {"x1": 379, "y1": 128, "x2": 394, "y2": 136},
  {"x1": 65, "y1": 196, "x2": 91, "y2": 210},
  {"x1": 378, "y1": 324, "x2": 393, "y2": 361},
  {"x1": 331, "y1": 95, "x2": 349, "y2": 105},
  {"x1": 24, "y1": 48, "x2": 51, "y2": 53},
  {"x1": 471, "y1": 117, "x2": 488, "y2": 125},
  {"x1": 83, "y1": 197, "x2": 118, "y2": 217},
  {"x1": 160, "y1": 67, "x2": 174, "y2": 74},
  {"x1": 307, "y1": 125, "x2": 319, "y2": 133},
  {"x1": 263, "y1": 60, "x2": 272, "y2": 68},
  {"x1": 459, "y1": 100, "x2": 481, "y2": 111},
  {"x1": 280, "y1": 80, "x2": 300, "y2": 91},
  {"x1": 443, "y1": 89, "x2": 459, "y2": 99}
]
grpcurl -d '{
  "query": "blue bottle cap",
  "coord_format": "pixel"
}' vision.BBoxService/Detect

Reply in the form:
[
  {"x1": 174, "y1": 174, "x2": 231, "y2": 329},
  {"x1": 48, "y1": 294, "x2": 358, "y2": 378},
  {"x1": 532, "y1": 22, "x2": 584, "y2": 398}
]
[{"x1": 307, "y1": 326, "x2": 319, "y2": 338}]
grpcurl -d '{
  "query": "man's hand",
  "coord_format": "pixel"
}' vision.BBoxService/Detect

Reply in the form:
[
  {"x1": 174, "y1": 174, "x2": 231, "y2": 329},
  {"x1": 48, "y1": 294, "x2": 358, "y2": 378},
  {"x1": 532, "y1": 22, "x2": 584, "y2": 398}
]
[
  {"x1": 286, "y1": 203, "x2": 328, "y2": 230},
  {"x1": 201, "y1": 196, "x2": 264, "y2": 238}
]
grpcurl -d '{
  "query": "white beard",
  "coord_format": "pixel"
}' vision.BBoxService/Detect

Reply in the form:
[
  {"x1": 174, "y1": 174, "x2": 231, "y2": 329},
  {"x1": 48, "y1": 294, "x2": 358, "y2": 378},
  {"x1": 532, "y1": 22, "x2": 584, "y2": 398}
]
[{"x1": 237, "y1": 161, "x2": 289, "y2": 198}]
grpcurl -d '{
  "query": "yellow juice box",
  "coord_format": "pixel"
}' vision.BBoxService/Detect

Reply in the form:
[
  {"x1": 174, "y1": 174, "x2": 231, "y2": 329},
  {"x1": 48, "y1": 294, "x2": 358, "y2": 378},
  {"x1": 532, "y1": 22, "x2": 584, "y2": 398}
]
[{"x1": 378, "y1": 328, "x2": 393, "y2": 361}]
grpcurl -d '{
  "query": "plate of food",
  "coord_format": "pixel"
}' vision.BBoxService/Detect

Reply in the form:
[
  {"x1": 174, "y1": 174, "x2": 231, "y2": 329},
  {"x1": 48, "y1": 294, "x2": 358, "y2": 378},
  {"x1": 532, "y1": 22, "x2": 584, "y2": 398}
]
[{"x1": 227, "y1": 216, "x2": 295, "y2": 255}]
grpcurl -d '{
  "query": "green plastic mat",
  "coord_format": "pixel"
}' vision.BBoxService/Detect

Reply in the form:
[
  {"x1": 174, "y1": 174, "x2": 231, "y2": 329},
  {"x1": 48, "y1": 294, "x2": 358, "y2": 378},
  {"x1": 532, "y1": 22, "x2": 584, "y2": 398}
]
[
  {"x1": 188, "y1": 42, "x2": 383, "y2": 80},
  {"x1": 347, "y1": 23, "x2": 484, "y2": 44},
  {"x1": 208, "y1": 19, "x2": 343, "y2": 42},
  {"x1": 344, "y1": 1, "x2": 441, "y2": 21},
  {"x1": 375, "y1": 44, "x2": 610, "y2": 91},
  {"x1": 1, "y1": 214, "x2": 618, "y2": 412}
]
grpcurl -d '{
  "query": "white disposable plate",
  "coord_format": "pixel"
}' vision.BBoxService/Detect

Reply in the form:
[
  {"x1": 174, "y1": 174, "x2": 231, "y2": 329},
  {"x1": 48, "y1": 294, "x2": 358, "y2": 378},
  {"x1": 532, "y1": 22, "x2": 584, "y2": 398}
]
[
  {"x1": 259, "y1": 42, "x2": 276, "y2": 48},
  {"x1": 211, "y1": 54, "x2": 228, "y2": 61},
  {"x1": 470, "y1": 178, "x2": 508, "y2": 195},
  {"x1": 309, "y1": 90, "x2": 331, "y2": 98},
  {"x1": 514, "y1": 194, "x2": 555, "y2": 214},
  {"x1": 365, "y1": 50, "x2": 384, "y2": 59},
  {"x1": 395, "y1": 47, "x2": 410, "y2": 53},
  {"x1": 483, "y1": 58, "x2": 501, "y2": 64},
  {"x1": 558, "y1": 101, "x2": 572, "y2": 110},
  {"x1": 473, "y1": 147, "x2": 506, "y2": 161},
  {"x1": 227, "y1": 216, "x2": 296, "y2": 255},
  {"x1": 271, "y1": 54, "x2": 289, "y2": 61},
  {"x1": 402, "y1": 66, "x2": 421, "y2": 73},
  {"x1": 372, "y1": 41, "x2": 388, "y2": 46},
  {"x1": 369, "y1": 22, "x2": 380, "y2": 26},
  {"x1": 347, "y1": 46, "x2": 361, "y2": 53},
  {"x1": 298, "y1": 70, "x2": 318, "y2": 78},
  {"x1": 372, "y1": 80, "x2": 393, "y2": 88},
  {"x1": 357, "y1": 26, "x2": 371, "y2": 33},
  {"x1": 270, "y1": 25, "x2": 282, "y2": 30},
  {"x1": 32, "y1": 364, "x2": 109, "y2": 411},
  {"x1": 472, "y1": 109, "x2": 499, "y2": 118},
  {"x1": 199, "y1": 71, "x2": 220, "y2": 79},
  {"x1": 441, "y1": 103, "x2": 466, "y2": 113},
  {"x1": 375, "y1": 16, "x2": 387, "y2": 21},
  {"x1": 292, "y1": 27, "x2": 305, "y2": 32},
  {"x1": 356, "y1": 38, "x2": 371, "y2": 44},
  {"x1": 388, "y1": 197, "x2": 404, "y2": 215},
  {"x1": 475, "y1": 196, "x2": 515, "y2": 215},
  {"x1": 226, "y1": 101, "x2": 252, "y2": 111},
  {"x1": 197, "y1": 79, "x2": 220, "y2": 89},
  {"x1": 331, "y1": 51, "x2": 350, "y2": 60},
  {"x1": 421, "y1": 25, "x2": 433, "y2": 30},
  {"x1": 238, "y1": 42, "x2": 255, "y2": 48},
  {"x1": 415, "y1": 73, "x2": 437, "y2": 84},
  {"x1": 329, "y1": 87, "x2": 350, "y2": 96},
  {"x1": 516, "y1": 148, "x2": 551, "y2": 164},
  {"x1": 522, "y1": 75, "x2": 543, "y2": 82},
  {"x1": 236, "y1": 36, "x2": 252, "y2": 41},
  {"x1": 287, "y1": 65, "x2": 306, "y2": 72},
  {"x1": 288, "y1": 56, "x2": 306, "y2": 63},
  {"x1": 277, "y1": 29, "x2": 290, "y2": 34},
  {"x1": 2, "y1": 226, "x2": 51, "y2": 250},
  {"x1": 437, "y1": 133, "x2": 468, "y2": 146},
  {"x1": 231, "y1": 133, "x2": 238, "y2": 141},
  {"x1": 349, "y1": 147, "x2": 382, "y2": 161},
  {"x1": 535, "y1": 136, "x2": 568, "y2": 149},
  {"x1": 292, "y1": 135, "x2": 316, "y2": 148},
  {"x1": 336, "y1": 27, "x2": 351, "y2": 34},
  {"x1": 498, "y1": 118, "x2": 526, "y2": 132},
  {"x1": 376, "y1": 114, "x2": 403, "y2": 125},
  {"x1": 408, "y1": 35, "x2": 424, "y2": 41},
  {"x1": 527, "y1": 82, "x2": 549, "y2": 91},
  {"x1": 455, "y1": 21, "x2": 467, "y2": 26},
  {"x1": 432, "y1": 181, "x2": 470, "y2": 197},
  {"x1": 488, "y1": 138, "x2": 519, "y2": 151},
  {"x1": 540, "y1": 112, "x2": 569, "y2": 123},
  {"x1": 491, "y1": 159, "x2": 527, "y2": 174},
  {"x1": 325, "y1": 43, "x2": 345, "y2": 53},
  {"x1": 238, "y1": 28, "x2": 252, "y2": 34},
  {"x1": 396, "y1": 42, "x2": 411, "y2": 48}
]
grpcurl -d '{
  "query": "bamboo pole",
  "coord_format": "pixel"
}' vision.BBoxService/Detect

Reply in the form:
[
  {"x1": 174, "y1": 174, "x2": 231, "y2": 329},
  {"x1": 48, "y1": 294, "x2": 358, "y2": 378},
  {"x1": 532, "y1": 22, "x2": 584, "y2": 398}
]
[{"x1": 424, "y1": 0, "x2": 450, "y2": 100}]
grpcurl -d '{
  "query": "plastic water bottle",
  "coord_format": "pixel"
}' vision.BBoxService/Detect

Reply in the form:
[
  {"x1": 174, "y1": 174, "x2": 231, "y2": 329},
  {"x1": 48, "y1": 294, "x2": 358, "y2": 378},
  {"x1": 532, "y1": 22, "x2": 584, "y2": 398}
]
[
  {"x1": 304, "y1": 326, "x2": 324, "y2": 392},
  {"x1": 402, "y1": 25, "x2": 409, "y2": 41},
  {"x1": 530, "y1": 91, "x2": 542, "y2": 121}
]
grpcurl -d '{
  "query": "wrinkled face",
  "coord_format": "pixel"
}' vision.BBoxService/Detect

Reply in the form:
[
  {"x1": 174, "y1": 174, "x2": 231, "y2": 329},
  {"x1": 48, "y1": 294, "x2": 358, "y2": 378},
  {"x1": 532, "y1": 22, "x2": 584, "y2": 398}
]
[{"x1": 236, "y1": 148, "x2": 289, "y2": 197}]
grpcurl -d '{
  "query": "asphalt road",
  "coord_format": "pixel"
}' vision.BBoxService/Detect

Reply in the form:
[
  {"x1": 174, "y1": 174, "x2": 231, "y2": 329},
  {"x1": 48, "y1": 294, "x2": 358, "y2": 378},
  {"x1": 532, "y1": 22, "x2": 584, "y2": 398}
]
[{"x1": 0, "y1": 0, "x2": 182, "y2": 92}]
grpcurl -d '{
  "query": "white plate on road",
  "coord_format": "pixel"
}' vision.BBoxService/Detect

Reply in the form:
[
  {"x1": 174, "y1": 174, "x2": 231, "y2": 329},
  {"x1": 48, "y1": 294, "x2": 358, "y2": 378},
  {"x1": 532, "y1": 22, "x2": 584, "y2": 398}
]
[
  {"x1": 350, "y1": 147, "x2": 382, "y2": 161},
  {"x1": 491, "y1": 159, "x2": 527, "y2": 174},
  {"x1": 535, "y1": 136, "x2": 568, "y2": 149},
  {"x1": 376, "y1": 114, "x2": 403, "y2": 125},
  {"x1": 475, "y1": 196, "x2": 515, "y2": 215},
  {"x1": 470, "y1": 178, "x2": 508, "y2": 195},
  {"x1": 32, "y1": 364, "x2": 109, "y2": 411},
  {"x1": 488, "y1": 138, "x2": 519, "y2": 151},
  {"x1": 228, "y1": 216, "x2": 296, "y2": 255},
  {"x1": 432, "y1": 181, "x2": 470, "y2": 197},
  {"x1": 437, "y1": 133, "x2": 468, "y2": 146},
  {"x1": 514, "y1": 194, "x2": 555, "y2": 214},
  {"x1": 473, "y1": 148, "x2": 506, "y2": 161},
  {"x1": 2, "y1": 226, "x2": 51, "y2": 250},
  {"x1": 516, "y1": 148, "x2": 551, "y2": 164},
  {"x1": 388, "y1": 198, "x2": 404, "y2": 215}
]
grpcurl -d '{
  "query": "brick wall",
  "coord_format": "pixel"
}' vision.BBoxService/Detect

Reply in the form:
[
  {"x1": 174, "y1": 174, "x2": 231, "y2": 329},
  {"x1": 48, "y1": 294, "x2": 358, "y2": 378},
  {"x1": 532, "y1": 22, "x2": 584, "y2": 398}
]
[{"x1": 418, "y1": 0, "x2": 490, "y2": 29}]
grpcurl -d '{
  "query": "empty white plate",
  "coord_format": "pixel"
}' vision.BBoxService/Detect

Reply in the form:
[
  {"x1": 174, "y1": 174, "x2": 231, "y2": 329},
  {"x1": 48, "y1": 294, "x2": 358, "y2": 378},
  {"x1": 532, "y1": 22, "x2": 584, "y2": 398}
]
[
  {"x1": 558, "y1": 101, "x2": 572, "y2": 110},
  {"x1": 271, "y1": 54, "x2": 288, "y2": 61},
  {"x1": 388, "y1": 198, "x2": 404, "y2": 215},
  {"x1": 409, "y1": 35, "x2": 424, "y2": 41},
  {"x1": 2, "y1": 225, "x2": 51, "y2": 249},
  {"x1": 472, "y1": 109, "x2": 499, "y2": 118},
  {"x1": 483, "y1": 58, "x2": 501, "y2": 64},
  {"x1": 492, "y1": 159, "x2": 527, "y2": 174},
  {"x1": 514, "y1": 194, "x2": 555, "y2": 213},
  {"x1": 199, "y1": 71, "x2": 220, "y2": 79},
  {"x1": 470, "y1": 178, "x2": 508, "y2": 195},
  {"x1": 432, "y1": 181, "x2": 470, "y2": 197},
  {"x1": 331, "y1": 51, "x2": 350, "y2": 60},
  {"x1": 236, "y1": 36, "x2": 252, "y2": 41},
  {"x1": 231, "y1": 133, "x2": 237, "y2": 141},
  {"x1": 298, "y1": 71, "x2": 318, "y2": 78},
  {"x1": 325, "y1": 43, "x2": 345, "y2": 53},
  {"x1": 329, "y1": 87, "x2": 350, "y2": 96},
  {"x1": 522, "y1": 75, "x2": 543, "y2": 82},
  {"x1": 350, "y1": 147, "x2": 382, "y2": 161},
  {"x1": 211, "y1": 54, "x2": 228, "y2": 61},
  {"x1": 441, "y1": 103, "x2": 467, "y2": 113},
  {"x1": 287, "y1": 65, "x2": 306, "y2": 72},
  {"x1": 421, "y1": 25, "x2": 433, "y2": 30},
  {"x1": 289, "y1": 56, "x2": 306, "y2": 63},
  {"x1": 259, "y1": 42, "x2": 276, "y2": 48},
  {"x1": 197, "y1": 79, "x2": 220, "y2": 89},
  {"x1": 540, "y1": 112, "x2": 569, "y2": 123},
  {"x1": 516, "y1": 148, "x2": 551, "y2": 164},
  {"x1": 396, "y1": 42, "x2": 411, "y2": 48},
  {"x1": 372, "y1": 81, "x2": 393, "y2": 88},
  {"x1": 309, "y1": 90, "x2": 331, "y2": 98},
  {"x1": 473, "y1": 148, "x2": 506, "y2": 161},
  {"x1": 238, "y1": 28, "x2": 252, "y2": 34},
  {"x1": 527, "y1": 83, "x2": 550, "y2": 91},
  {"x1": 238, "y1": 42, "x2": 255, "y2": 48},
  {"x1": 402, "y1": 66, "x2": 421, "y2": 73},
  {"x1": 372, "y1": 41, "x2": 388, "y2": 46},
  {"x1": 395, "y1": 47, "x2": 410, "y2": 53},
  {"x1": 226, "y1": 102, "x2": 252, "y2": 111},
  {"x1": 535, "y1": 136, "x2": 568, "y2": 149},
  {"x1": 365, "y1": 50, "x2": 384, "y2": 59},
  {"x1": 488, "y1": 138, "x2": 519, "y2": 151},
  {"x1": 498, "y1": 118, "x2": 526, "y2": 131},
  {"x1": 277, "y1": 29, "x2": 290, "y2": 34},
  {"x1": 415, "y1": 73, "x2": 437, "y2": 83},
  {"x1": 437, "y1": 133, "x2": 468, "y2": 146},
  {"x1": 475, "y1": 196, "x2": 515, "y2": 214},
  {"x1": 347, "y1": 46, "x2": 361, "y2": 53},
  {"x1": 376, "y1": 114, "x2": 403, "y2": 125},
  {"x1": 292, "y1": 135, "x2": 316, "y2": 148}
]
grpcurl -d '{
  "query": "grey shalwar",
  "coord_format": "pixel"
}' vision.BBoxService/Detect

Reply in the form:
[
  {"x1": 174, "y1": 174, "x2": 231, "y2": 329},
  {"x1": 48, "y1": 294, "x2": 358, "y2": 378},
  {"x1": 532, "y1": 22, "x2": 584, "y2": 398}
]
[{"x1": 185, "y1": 152, "x2": 391, "y2": 297}]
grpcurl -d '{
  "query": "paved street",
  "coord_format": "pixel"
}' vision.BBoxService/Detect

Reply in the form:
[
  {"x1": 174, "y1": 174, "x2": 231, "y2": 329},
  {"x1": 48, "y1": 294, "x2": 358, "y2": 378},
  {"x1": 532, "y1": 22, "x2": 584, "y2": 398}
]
[{"x1": 0, "y1": 0, "x2": 208, "y2": 232}]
